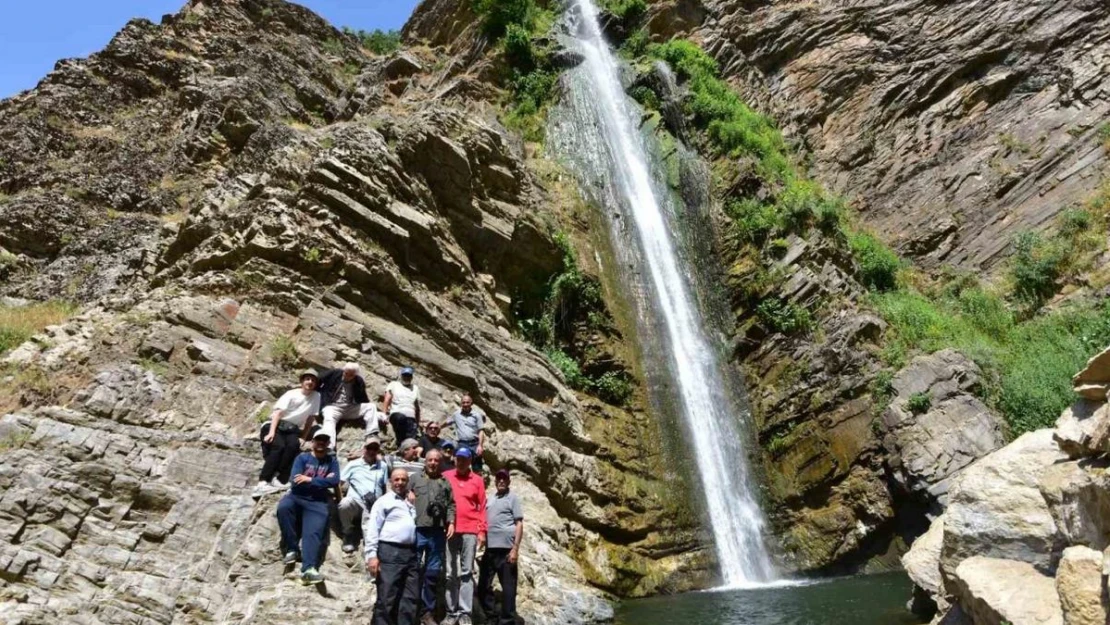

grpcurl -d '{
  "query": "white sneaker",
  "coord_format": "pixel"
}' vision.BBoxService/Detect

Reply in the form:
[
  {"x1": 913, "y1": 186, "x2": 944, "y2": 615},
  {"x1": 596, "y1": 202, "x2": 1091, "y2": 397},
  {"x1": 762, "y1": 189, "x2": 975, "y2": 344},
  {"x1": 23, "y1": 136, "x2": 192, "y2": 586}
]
[
  {"x1": 251, "y1": 481, "x2": 269, "y2": 500},
  {"x1": 270, "y1": 478, "x2": 289, "y2": 489}
]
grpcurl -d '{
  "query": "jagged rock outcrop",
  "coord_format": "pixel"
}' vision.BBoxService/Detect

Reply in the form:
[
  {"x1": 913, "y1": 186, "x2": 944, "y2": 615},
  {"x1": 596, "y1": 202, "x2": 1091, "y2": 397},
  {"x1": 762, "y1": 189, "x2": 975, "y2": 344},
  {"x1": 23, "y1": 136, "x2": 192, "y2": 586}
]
[{"x1": 0, "y1": 0, "x2": 701, "y2": 622}]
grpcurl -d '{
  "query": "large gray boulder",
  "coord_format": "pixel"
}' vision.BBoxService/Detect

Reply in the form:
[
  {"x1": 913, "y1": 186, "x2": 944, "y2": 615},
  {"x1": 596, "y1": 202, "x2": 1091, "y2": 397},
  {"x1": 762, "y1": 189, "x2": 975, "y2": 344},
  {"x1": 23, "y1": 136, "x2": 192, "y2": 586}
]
[
  {"x1": 1039, "y1": 460, "x2": 1110, "y2": 552},
  {"x1": 883, "y1": 350, "x2": 1007, "y2": 511},
  {"x1": 952, "y1": 556, "x2": 1062, "y2": 625},
  {"x1": 941, "y1": 429, "x2": 1067, "y2": 578},
  {"x1": 1054, "y1": 400, "x2": 1110, "y2": 459},
  {"x1": 903, "y1": 513, "x2": 947, "y2": 617}
]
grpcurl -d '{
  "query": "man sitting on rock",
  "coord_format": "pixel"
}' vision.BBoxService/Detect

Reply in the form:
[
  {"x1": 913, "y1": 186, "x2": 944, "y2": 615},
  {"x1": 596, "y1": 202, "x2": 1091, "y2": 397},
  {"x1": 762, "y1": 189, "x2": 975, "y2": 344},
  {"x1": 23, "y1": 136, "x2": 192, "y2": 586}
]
[
  {"x1": 338, "y1": 436, "x2": 389, "y2": 555},
  {"x1": 384, "y1": 367, "x2": 422, "y2": 444},
  {"x1": 440, "y1": 440, "x2": 457, "y2": 472},
  {"x1": 254, "y1": 369, "x2": 321, "y2": 499},
  {"x1": 386, "y1": 438, "x2": 426, "y2": 478},
  {"x1": 276, "y1": 431, "x2": 340, "y2": 585},
  {"x1": 317, "y1": 362, "x2": 372, "y2": 449},
  {"x1": 417, "y1": 421, "x2": 447, "y2": 458}
]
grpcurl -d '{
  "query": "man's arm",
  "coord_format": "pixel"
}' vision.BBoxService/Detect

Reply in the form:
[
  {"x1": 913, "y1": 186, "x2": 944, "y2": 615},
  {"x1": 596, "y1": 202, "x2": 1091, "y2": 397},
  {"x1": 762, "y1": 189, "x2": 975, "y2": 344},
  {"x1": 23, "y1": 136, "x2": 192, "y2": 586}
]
[
  {"x1": 290, "y1": 452, "x2": 306, "y2": 479},
  {"x1": 310, "y1": 457, "x2": 341, "y2": 488},
  {"x1": 477, "y1": 480, "x2": 488, "y2": 546},
  {"x1": 264, "y1": 407, "x2": 284, "y2": 443},
  {"x1": 364, "y1": 498, "x2": 387, "y2": 560},
  {"x1": 383, "y1": 388, "x2": 394, "y2": 415},
  {"x1": 509, "y1": 519, "x2": 524, "y2": 563}
]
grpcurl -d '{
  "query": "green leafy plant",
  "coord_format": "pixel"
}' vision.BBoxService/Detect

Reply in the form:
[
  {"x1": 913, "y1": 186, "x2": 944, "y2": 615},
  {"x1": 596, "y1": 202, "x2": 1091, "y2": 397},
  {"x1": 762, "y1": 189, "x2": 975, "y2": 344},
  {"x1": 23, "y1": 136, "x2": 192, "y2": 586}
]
[
  {"x1": 270, "y1": 334, "x2": 299, "y2": 369},
  {"x1": 591, "y1": 371, "x2": 634, "y2": 405},
  {"x1": 849, "y1": 231, "x2": 901, "y2": 292},
  {"x1": 303, "y1": 247, "x2": 322, "y2": 263},
  {"x1": 342, "y1": 27, "x2": 402, "y2": 55},
  {"x1": 473, "y1": 0, "x2": 535, "y2": 38},
  {"x1": 1009, "y1": 231, "x2": 1064, "y2": 310},
  {"x1": 756, "y1": 298, "x2": 812, "y2": 335},
  {"x1": 907, "y1": 392, "x2": 932, "y2": 415}
]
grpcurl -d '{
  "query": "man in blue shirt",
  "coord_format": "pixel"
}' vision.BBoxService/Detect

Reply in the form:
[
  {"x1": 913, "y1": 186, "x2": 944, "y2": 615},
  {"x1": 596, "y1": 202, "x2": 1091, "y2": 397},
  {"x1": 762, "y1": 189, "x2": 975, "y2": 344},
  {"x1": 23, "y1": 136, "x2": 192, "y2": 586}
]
[
  {"x1": 276, "y1": 432, "x2": 340, "y2": 585},
  {"x1": 339, "y1": 436, "x2": 389, "y2": 555}
]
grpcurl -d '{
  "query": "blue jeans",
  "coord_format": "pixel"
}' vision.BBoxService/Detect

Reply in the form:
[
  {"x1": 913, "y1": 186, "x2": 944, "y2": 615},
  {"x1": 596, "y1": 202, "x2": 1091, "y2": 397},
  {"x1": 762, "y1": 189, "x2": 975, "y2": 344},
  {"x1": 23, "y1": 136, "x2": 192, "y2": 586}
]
[
  {"x1": 416, "y1": 527, "x2": 446, "y2": 613},
  {"x1": 277, "y1": 494, "x2": 330, "y2": 573}
]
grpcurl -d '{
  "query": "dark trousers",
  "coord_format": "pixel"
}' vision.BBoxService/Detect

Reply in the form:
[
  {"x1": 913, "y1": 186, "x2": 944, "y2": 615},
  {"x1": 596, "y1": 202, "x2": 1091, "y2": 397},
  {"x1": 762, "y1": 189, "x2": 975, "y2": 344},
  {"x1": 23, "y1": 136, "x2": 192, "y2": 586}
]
[
  {"x1": 416, "y1": 527, "x2": 446, "y2": 614},
  {"x1": 477, "y1": 548, "x2": 518, "y2": 625},
  {"x1": 389, "y1": 413, "x2": 419, "y2": 443},
  {"x1": 276, "y1": 494, "x2": 330, "y2": 573},
  {"x1": 374, "y1": 541, "x2": 420, "y2": 625},
  {"x1": 259, "y1": 423, "x2": 300, "y2": 483}
]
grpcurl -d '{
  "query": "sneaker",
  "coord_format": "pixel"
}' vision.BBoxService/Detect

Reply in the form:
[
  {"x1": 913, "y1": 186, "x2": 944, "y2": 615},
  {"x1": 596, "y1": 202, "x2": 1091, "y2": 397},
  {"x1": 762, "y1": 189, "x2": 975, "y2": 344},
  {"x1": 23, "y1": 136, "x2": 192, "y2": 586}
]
[
  {"x1": 420, "y1": 615, "x2": 438, "y2": 625},
  {"x1": 251, "y1": 481, "x2": 269, "y2": 499},
  {"x1": 439, "y1": 617, "x2": 458, "y2": 625},
  {"x1": 458, "y1": 616, "x2": 472, "y2": 625},
  {"x1": 300, "y1": 567, "x2": 325, "y2": 585},
  {"x1": 282, "y1": 551, "x2": 299, "y2": 565},
  {"x1": 342, "y1": 543, "x2": 357, "y2": 554},
  {"x1": 270, "y1": 477, "x2": 289, "y2": 489}
]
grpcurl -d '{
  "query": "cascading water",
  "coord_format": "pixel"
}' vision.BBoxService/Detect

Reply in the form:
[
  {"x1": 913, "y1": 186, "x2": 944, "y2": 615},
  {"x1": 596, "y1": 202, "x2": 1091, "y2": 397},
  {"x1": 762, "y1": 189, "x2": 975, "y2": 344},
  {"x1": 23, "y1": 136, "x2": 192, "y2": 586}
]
[{"x1": 550, "y1": 0, "x2": 777, "y2": 586}]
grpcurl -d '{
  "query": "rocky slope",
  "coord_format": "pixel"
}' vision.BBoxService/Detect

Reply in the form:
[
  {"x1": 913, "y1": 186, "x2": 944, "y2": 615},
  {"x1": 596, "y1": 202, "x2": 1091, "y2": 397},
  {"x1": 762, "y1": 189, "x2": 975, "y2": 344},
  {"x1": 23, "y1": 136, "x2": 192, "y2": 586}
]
[
  {"x1": 902, "y1": 349, "x2": 1110, "y2": 625},
  {"x1": 0, "y1": 1, "x2": 703, "y2": 622}
]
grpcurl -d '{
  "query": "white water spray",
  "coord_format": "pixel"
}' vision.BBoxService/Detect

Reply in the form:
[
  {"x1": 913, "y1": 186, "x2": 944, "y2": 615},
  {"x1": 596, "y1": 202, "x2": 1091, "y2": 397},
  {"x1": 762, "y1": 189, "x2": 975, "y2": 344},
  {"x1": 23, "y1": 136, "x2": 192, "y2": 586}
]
[{"x1": 564, "y1": 0, "x2": 777, "y2": 585}]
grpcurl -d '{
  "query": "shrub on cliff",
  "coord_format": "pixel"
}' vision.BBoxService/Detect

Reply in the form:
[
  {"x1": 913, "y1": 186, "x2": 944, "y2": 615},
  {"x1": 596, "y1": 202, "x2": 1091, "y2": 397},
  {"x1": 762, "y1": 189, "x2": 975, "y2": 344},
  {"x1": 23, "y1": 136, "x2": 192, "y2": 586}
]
[
  {"x1": 342, "y1": 27, "x2": 401, "y2": 55},
  {"x1": 474, "y1": 0, "x2": 535, "y2": 38}
]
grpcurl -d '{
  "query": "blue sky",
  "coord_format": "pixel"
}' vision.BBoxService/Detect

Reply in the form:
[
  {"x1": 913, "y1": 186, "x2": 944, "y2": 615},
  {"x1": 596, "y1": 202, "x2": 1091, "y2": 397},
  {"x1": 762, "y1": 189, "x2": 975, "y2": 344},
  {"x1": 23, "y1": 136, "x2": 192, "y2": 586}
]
[{"x1": 0, "y1": 0, "x2": 422, "y2": 99}]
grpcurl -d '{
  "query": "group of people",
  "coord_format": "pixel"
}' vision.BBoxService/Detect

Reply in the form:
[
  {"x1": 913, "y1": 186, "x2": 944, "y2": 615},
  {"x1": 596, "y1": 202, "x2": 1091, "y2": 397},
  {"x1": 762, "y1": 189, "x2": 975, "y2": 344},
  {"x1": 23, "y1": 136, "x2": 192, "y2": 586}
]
[{"x1": 254, "y1": 363, "x2": 521, "y2": 625}]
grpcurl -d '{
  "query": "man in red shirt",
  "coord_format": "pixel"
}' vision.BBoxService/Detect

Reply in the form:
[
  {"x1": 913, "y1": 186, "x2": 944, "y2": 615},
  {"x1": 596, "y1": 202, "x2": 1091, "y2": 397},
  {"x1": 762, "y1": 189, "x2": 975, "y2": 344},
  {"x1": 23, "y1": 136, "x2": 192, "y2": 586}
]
[{"x1": 442, "y1": 448, "x2": 486, "y2": 625}]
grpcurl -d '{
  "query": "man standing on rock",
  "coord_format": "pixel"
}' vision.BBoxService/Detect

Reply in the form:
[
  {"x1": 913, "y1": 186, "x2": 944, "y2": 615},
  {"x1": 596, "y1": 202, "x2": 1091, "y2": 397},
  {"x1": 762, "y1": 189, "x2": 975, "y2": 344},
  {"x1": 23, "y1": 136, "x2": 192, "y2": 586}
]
[
  {"x1": 317, "y1": 362, "x2": 372, "y2": 449},
  {"x1": 448, "y1": 394, "x2": 487, "y2": 472},
  {"x1": 338, "y1": 436, "x2": 389, "y2": 555},
  {"x1": 367, "y1": 467, "x2": 420, "y2": 625},
  {"x1": 276, "y1": 431, "x2": 340, "y2": 585},
  {"x1": 409, "y1": 449, "x2": 456, "y2": 625},
  {"x1": 443, "y1": 448, "x2": 486, "y2": 625},
  {"x1": 384, "y1": 367, "x2": 421, "y2": 444},
  {"x1": 477, "y1": 469, "x2": 523, "y2": 625},
  {"x1": 254, "y1": 369, "x2": 321, "y2": 499}
]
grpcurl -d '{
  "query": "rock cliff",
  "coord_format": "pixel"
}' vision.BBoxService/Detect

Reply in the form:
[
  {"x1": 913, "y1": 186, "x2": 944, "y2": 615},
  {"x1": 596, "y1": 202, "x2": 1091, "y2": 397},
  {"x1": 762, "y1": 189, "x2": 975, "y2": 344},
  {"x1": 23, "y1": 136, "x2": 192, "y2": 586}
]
[{"x1": 0, "y1": 1, "x2": 701, "y2": 622}]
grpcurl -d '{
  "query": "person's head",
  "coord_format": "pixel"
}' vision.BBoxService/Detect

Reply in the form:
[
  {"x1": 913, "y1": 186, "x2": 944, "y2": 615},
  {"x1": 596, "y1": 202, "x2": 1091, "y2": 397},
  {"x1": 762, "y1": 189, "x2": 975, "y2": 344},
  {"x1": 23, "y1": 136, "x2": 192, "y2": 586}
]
[
  {"x1": 389, "y1": 467, "x2": 409, "y2": 496},
  {"x1": 311, "y1": 433, "x2": 331, "y2": 457},
  {"x1": 299, "y1": 370, "x2": 319, "y2": 393},
  {"x1": 425, "y1": 448, "x2": 443, "y2": 476},
  {"x1": 455, "y1": 447, "x2": 473, "y2": 474},
  {"x1": 460, "y1": 393, "x2": 473, "y2": 413},
  {"x1": 424, "y1": 422, "x2": 441, "y2": 439},
  {"x1": 441, "y1": 440, "x2": 456, "y2": 461},
  {"x1": 495, "y1": 469, "x2": 511, "y2": 495},
  {"x1": 342, "y1": 362, "x2": 359, "y2": 382},
  {"x1": 363, "y1": 436, "x2": 381, "y2": 461},
  {"x1": 398, "y1": 438, "x2": 420, "y2": 461},
  {"x1": 400, "y1": 366, "x2": 414, "y2": 386}
]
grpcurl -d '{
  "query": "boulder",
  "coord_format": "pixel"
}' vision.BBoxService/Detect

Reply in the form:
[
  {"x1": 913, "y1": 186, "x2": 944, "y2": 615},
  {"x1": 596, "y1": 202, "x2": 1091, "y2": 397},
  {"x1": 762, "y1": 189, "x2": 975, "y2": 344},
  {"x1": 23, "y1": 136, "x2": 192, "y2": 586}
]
[
  {"x1": 382, "y1": 52, "x2": 423, "y2": 80},
  {"x1": 952, "y1": 556, "x2": 1063, "y2": 625},
  {"x1": 1055, "y1": 546, "x2": 1108, "y2": 625},
  {"x1": 904, "y1": 514, "x2": 947, "y2": 616},
  {"x1": 1054, "y1": 400, "x2": 1110, "y2": 459},
  {"x1": 1039, "y1": 460, "x2": 1110, "y2": 551},
  {"x1": 942, "y1": 429, "x2": 1067, "y2": 577},
  {"x1": 1074, "y1": 347, "x2": 1110, "y2": 401},
  {"x1": 882, "y1": 350, "x2": 1006, "y2": 511}
]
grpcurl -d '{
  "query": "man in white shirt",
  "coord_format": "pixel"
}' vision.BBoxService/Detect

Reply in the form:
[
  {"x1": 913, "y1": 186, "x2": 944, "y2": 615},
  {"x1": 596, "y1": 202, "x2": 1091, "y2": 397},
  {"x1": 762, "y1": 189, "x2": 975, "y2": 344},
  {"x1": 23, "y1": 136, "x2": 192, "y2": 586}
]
[
  {"x1": 338, "y1": 436, "x2": 388, "y2": 555},
  {"x1": 367, "y1": 468, "x2": 420, "y2": 625},
  {"x1": 254, "y1": 369, "x2": 321, "y2": 499},
  {"x1": 384, "y1": 366, "x2": 421, "y2": 444}
]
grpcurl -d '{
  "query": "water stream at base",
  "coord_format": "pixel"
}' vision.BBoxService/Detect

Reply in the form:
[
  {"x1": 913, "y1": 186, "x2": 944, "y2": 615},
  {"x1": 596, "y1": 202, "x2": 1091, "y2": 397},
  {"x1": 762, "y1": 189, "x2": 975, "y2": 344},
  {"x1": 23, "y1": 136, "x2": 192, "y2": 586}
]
[{"x1": 550, "y1": 0, "x2": 776, "y2": 585}]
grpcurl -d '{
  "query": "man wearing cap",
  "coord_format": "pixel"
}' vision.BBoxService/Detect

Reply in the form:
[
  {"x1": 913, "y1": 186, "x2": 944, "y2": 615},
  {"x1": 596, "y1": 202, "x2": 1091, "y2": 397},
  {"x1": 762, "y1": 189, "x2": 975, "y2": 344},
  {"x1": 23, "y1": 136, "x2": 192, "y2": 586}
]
[
  {"x1": 477, "y1": 470, "x2": 523, "y2": 625},
  {"x1": 447, "y1": 393, "x2": 487, "y2": 472},
  {"x1": 409, "y1": 448, "x2": 456, "y2": 625},
  {"x1": 277, "y1": 431, "x2": 340, "y2": 585},
  {"x1": 338, "y1": 436, "x2": 389, "y2": 554},
  {"x1": 384, "y1": 367, "x2": 421, "y2": 444},
  {"x1": 439, "y1": 440, "x2": 457, "y2": 472},
  {"x1": 317, "y1": 363, "x2": 372, "y2": 449},
  {"x1": 443, "y1": 448, "x2": 486, "y2": 625},
  {"x1": 254, "y1": 369, "x2": 321, "y2": 499},
  {"x1": 367, "y1": 467, "x2": 420, "y2": 625}
]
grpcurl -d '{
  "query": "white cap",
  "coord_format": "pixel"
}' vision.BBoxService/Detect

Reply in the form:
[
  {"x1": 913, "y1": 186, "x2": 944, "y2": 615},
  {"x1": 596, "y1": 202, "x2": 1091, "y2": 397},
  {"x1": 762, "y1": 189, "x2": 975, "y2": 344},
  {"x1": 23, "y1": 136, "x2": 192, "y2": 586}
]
[{"x1": 343, "y1": 362, "x2": 360, "y2": 372}]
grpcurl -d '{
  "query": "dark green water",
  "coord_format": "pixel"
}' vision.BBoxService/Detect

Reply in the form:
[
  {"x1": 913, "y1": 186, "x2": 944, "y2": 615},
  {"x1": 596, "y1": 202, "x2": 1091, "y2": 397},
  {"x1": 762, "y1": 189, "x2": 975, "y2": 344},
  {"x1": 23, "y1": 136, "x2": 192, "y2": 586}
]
[{"x1": 615, "y1": 572, "x2": 924, "y2": 625}]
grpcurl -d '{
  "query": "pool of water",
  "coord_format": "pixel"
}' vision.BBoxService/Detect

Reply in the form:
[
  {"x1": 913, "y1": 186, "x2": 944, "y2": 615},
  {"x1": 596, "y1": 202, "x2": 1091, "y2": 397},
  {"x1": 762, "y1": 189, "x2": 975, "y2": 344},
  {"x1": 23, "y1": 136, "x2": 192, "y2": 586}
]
[{"x1": 614, "y1": 572, "x2": 925, "y2": 625}]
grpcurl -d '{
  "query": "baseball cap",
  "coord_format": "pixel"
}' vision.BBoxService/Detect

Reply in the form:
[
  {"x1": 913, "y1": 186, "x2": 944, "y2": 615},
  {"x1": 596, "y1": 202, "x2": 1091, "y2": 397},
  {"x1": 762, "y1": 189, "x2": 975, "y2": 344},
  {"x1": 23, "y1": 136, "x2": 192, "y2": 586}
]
[
  {"x1": 495, "y1": 469, "x2": 511, "y2": 481},
  {"x1": 364, "y1": 436, "x2": 381, "y2": 448},
  {"x1": 441, "y1": 439, "x2": 457, "y2": 450},
  {"x1": 398, "y1": 438, "x2": 419, "y2": 453},
  {"x1": 299, "y1": 369, "x2": 319, "y2": 381},
  {"x1": 455, "y1": 447, "x2": 473, "y2": 459},
  {"x1": 400, "y1": 366, "x2": 415, "y2": 376},
  {"x1": 312, "y1": 431, "x2": 331, "y2": 442}
]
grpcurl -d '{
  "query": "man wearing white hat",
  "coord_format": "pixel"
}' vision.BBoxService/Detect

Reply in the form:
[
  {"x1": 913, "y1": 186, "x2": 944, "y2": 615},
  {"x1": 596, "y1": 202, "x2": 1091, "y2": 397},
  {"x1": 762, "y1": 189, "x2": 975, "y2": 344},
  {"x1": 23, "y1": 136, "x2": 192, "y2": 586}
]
[{"x1": 317, "y1": 362, "x2": 373, "y2": 448}]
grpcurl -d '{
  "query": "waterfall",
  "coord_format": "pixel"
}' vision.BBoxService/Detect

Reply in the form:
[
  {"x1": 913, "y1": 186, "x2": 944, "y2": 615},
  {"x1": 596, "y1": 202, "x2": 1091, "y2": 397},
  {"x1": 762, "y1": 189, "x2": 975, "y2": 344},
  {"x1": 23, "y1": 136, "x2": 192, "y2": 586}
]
[{"x1": 550, "y1": 0, "x2": 777, "y2": 586}]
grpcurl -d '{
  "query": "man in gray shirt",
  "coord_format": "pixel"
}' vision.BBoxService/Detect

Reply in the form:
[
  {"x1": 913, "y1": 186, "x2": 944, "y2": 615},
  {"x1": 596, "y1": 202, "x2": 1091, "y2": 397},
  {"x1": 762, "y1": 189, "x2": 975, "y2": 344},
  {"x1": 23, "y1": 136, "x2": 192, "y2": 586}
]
[
  {"x1": 447, "y1": 393, "x2": 486, "y2": 471},
  {"x1": 477, "y1": 469, "x2": 523, "y2": 625},
  {"x1": 408, "y1": 449, "x2": 455, "y2": 625}
]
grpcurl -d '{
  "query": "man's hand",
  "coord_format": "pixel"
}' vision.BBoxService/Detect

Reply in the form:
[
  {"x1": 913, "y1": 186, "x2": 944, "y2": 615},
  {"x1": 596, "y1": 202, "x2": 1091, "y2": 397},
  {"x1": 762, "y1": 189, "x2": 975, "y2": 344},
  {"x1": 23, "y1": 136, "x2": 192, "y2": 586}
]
[
  {"x1": 508, "y1": 547, "x2": 519, "y2": 564},
  {"x1": 293, "y1": 474, "x2": 312, "y2": 485},
  {"x1": 347, "y1": 449, "x2": 361, "y2": 460},
  {"x1": 366, "y1": 557, "x2": 380, "y2": 577},
  {"x1": 263, "y1": 431, "x2": 275, "y2": 444},
  {"x1": 476, "y1": 444, "x2": 483, "y2": 456},
  {"x1": 446, "y1": 522, "x2": 455, "y2": 540},
  {"x1": 407, "y1": 490, "x2": 416, "y2": 504},
  {"x1": 477, "y1": 533, "x2": 486, "y2": 551}
]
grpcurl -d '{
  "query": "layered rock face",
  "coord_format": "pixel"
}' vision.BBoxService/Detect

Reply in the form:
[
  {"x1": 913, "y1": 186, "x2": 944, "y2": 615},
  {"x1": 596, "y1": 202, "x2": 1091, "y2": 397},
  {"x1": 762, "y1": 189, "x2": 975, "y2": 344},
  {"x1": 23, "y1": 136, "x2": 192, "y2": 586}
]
[
  {"x1": 0, "y1": 1, "x2": 701, "y2": 622},
  {"x1": 695, "y1": 0, "x2": 1110, "y2": 269},
  {"x1": 902, "y1": 349, "x2": 1110, "y2": 624}
]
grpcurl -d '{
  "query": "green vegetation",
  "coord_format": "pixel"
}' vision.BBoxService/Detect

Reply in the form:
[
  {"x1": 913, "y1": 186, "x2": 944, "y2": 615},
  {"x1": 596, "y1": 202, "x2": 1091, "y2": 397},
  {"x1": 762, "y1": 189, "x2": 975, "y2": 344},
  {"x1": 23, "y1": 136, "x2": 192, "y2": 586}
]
[
  {"x1": 342, "y1": 27, "x2": 402, "y2": 55},
  {"x1": 849, "y1": 231, "x2": 901, "y2": 292},
  {"x1": 907, "y1": 392, "x2": 932, "y2": 415},
  {"x1": 1099, "y1": 122, "x2": 1110, "y2": 152},
  {"x1": 321, "y1": 37, "x2": 346, "y2": 56},
  {"x1": 601, "y1": 0, "x2": 647, "y2": 27},
  {"x1": 270, "y1": 334, "x2": 300, "y2": 369},
  {"x1": 0, "y1": 301, "x2": 76, "y2": 356},
  {"x1": 755, "y1": 298, "x2": 812, "y2": 335},
  {"x1": 303, "y1": 247, "x2": 322, "y2": 263}
]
